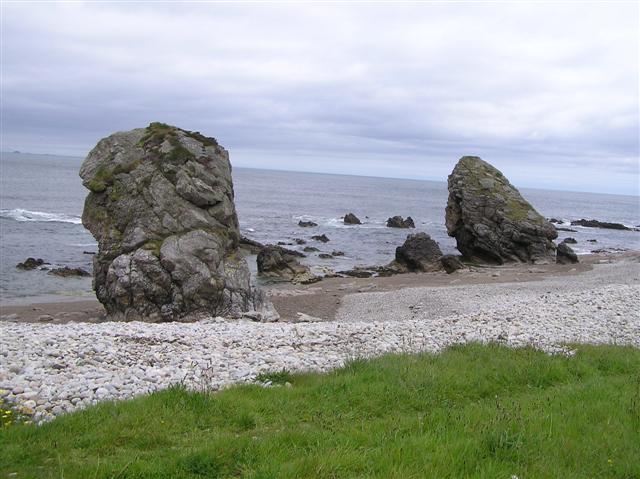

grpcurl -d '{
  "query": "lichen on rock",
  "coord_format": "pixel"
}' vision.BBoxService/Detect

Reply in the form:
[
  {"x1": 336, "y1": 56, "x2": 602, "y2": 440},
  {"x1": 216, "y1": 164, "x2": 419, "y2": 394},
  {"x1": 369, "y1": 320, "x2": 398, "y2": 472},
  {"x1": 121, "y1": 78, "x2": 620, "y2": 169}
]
[
  {"x1": 80, "y1": 123, "x2": 275, "y2": 322},
  {"x1": 445, "y1": 156, "x2": 557, "y2": 264}
]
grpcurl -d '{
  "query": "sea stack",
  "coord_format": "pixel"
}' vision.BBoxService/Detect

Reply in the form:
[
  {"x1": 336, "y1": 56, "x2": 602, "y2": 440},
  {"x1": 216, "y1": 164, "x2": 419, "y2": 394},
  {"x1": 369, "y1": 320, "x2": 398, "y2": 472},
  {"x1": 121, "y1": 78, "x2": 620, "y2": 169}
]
[
  {"x1": 80, "y1": 122, "x2": 274, "y2": 321},
  {"x1": 445, "y1": 156, "x2": 557, "y2": 264}
]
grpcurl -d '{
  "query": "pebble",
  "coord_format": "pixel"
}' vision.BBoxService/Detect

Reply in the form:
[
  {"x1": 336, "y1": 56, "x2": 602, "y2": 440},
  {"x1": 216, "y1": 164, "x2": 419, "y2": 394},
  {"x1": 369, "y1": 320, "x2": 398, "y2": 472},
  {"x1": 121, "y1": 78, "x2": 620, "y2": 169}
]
[{"x1": 1, "y1": 258, "x2": 638, "y2": 423}]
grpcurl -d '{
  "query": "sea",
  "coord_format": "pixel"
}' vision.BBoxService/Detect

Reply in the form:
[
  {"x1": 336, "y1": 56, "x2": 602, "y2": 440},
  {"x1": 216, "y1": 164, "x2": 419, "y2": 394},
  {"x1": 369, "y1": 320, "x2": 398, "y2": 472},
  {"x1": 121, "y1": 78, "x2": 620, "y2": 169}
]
[{"x1": 1, "y1": 152, "x2": 638, "y2": 303}]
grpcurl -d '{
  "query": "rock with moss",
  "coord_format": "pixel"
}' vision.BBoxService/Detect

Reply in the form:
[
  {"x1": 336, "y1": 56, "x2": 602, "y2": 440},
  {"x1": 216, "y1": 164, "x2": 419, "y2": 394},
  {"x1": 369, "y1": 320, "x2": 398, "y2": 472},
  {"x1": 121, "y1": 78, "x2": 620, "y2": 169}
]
[
  {"x1": 445, "y1": 156, "x2": 557, "y2": 264},
  {"x1": 80, "y1": 122, "x2": 276, "y2": 322}
]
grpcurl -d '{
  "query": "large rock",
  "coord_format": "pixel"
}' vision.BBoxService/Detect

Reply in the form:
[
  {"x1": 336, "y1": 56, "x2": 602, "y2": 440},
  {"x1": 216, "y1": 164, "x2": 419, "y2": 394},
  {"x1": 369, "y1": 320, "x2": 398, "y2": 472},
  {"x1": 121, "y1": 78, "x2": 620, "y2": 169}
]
[
  {"x1": 445, "y1": 156, "x2": 557, "y2": 264},
  {"x1": 556, "y1": 242, "x2": 579, "y2": 264},
  {"x1": 80, "y1": 122, "x2": 272, "y2": 321},
  {"x1": 391, "y1": 233, "x2": 443, "y2": 272},
  {"x1": 257, "y1": 245, "x2": 314, "y2": 283}
]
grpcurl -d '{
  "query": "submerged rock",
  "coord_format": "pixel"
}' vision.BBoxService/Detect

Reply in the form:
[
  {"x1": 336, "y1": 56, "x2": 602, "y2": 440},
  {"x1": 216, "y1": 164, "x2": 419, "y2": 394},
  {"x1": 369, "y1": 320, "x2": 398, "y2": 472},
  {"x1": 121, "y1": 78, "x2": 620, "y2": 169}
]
[
  {"x1": 16, "y1": 258, "x2": 46, "y2": 270},
  {"x1": 570, "y1": 219, "x2": 631, "y2": 231},
  {"x1": 48, "y1": 267, "x2": 91, "y2": 278},
  {"x1": 80, "y1": 122, "x2": 273, "y2": 322},
  {"x1": 298, "y1": 220, "x2": 318, "y2": 227},
  {"x1": 343, "y1": 213, "x2": 362, "y2": 225},
  {"x1": 391, "y1": 233, "x2": 443, "y2": 272},
  {"x1": 561, "y1": 237, "x2": 577, "y2": 244},
  {"x1": 556, "y1": 243, "x2": 579, "y2": 264},
  {"x1": 445, "y1": 156, "x2": 557, "y2": 264},
  {"x1": 386, "y1": 216, "x2": 415, "y2": 228},
  {"x1": 311, "y1": 234, "x2": 330, "y2": 243}
]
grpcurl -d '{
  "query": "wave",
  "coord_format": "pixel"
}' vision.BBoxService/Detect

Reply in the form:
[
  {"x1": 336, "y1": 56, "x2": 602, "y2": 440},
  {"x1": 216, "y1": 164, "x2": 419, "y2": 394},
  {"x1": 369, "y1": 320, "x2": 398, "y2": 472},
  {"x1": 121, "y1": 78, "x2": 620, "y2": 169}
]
[{"x1": 0, "y1": 208, "x2": 82, "y2": 225}]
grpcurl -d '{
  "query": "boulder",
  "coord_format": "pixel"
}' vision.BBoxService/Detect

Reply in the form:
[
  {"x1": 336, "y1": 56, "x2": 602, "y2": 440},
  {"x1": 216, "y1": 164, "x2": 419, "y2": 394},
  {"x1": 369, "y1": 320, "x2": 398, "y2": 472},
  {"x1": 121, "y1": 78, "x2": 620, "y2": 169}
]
[
  {"x1": 386, "y1": 216, "x2": 415, "y2": 228},
  {"x1": 561, "y1": 237, "x2": 577, "y2": 244},
  {"x1": 318, "y1": 253, "x2": 333, "y2": 259},
  {"x1": 303, "y1": 246, "x2": 320, "y2": 252},
  {"x1": 343, "y1": 213, "x2": 362, "y2": 225},
  {"x1": 570, "y1": 219, "x2": 630, "y2": 231},
  {"x1": 16, "y1": 258, "x2": 46, "y2": 270},
  {"x1": 298, "y1": 220, "x2": 318, "y2": 227},
  {"x1": 556, "y1": 243, "x2": 579, "y2": 264},
  {"x1": 257, "y1": 245, "x2": 313, "y2": 283},
  {"x1": 440, "y1": 254, "x2": 466, "y2": 274},
  {"x1": 80, "y1": 122, "x2": 273, "y2": 322},
  {"x1": 445, "y1": 156, "x2": 557, "y2": 264},
  {"x1": 294, "y1": 238, "x2": 306, "y2": 245},
  {"x1": 48, "y1": 267, "x2": 91, "y2": 277},
  {"x1": 311, "y1": 234, "x2": 330, "y2": 243},
  {"x1": 391, "y1": 233, "x2": 443, "y2": 272}
]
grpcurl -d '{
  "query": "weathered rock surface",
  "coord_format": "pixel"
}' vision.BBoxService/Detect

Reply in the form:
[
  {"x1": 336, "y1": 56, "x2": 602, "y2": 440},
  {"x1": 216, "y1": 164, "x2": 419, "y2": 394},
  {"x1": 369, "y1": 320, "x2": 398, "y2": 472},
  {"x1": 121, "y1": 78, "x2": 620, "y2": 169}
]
[
  {"x1": 386, "y1": 216, "x2": 415, "y2": 228},
  {"x1": 570, "y1": 219, "x2": 631, "y2": 231},
  {"x1": 16, "y1": 258, "x2": 46, "y2": 270},
  {"x1": 556, "y1": 243, "x2": 579, "y2": 264},
  {"x1": 257, "y1": 245, "x2": 314, "y2": 283},
  {"x1": 80, "y1": 122, "x2": 270, "y2": 321},
  {"x1": 343, "y1": 213, "x2": 362, "y2": 225},
  {"x1": 391, "y1": 233, "x2": 443, "y2": 272},
  {"x1": 440, "y1": 254, "x2": 466, "y2": 274},
  {"x1": 238, "y1": 236, "x2": 265, "y2": 255},
  {"x1": 445, "y1": 156, "x2": 557, "y2": 264}
]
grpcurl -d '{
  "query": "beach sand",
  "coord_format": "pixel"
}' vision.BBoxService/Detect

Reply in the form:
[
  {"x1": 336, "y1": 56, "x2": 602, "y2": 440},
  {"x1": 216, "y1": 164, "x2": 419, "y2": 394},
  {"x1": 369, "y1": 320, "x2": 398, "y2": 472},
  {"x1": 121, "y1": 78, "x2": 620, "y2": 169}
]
[{"x1": 0, "y1": 251, "x2": 630, "y2": 324}]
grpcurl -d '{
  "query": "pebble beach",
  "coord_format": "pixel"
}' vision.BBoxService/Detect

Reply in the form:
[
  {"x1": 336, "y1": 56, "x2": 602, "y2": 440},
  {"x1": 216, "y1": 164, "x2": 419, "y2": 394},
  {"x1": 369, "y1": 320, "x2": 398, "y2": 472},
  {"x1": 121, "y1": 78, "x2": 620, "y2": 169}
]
[{"x1": 1, "y1": 253, "x2": 638, "y2": 424}]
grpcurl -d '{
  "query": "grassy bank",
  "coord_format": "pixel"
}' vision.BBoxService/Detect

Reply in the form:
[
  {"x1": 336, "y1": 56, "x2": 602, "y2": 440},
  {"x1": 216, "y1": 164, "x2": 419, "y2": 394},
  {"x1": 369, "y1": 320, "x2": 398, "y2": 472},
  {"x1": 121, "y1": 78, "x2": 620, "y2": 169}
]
[{"x1": 1, "y1": 343, "x2": 639, "y2": 478}]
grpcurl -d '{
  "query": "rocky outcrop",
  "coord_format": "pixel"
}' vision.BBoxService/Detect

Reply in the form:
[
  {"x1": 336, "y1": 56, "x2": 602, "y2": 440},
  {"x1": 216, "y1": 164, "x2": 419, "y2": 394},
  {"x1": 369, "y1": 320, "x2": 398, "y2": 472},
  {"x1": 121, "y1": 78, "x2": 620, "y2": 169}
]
[
  {"x1": 257, "y1": 245, "x2": 314, "y2": 283},
  {"x1": 344, "y1": 213, "x2": 361, "y2": 225},
  {"x1": 570, "y1": 219, "x2": 631, "y2": 231},
  {"x1": 16, "y1": 258, "x2": 47, "y2": 270},
  {"x1": 440, "y1": 255, "x2": 466, "y2": 274},
  {"x1": 445, "y1": 156, "x2": 557, "y2": 264},
  {"x1": 556, "y1": 243, "x2": 579, "y2": 264},
  {"x1": 391, "y1": 233, "x2": 443, "y2": 272},
  {"x1": 238, "y1": 236, "x2": 265, "y2": 255},
  {"x1": 386, "y1": 216, "x2": 415, "y2": 228},
  {"x1": 80, "y1": 122, "x2": 272, "y2": 322},
  {"x1": 561, "y1": 237, "x2": 577, "y2": 244}
]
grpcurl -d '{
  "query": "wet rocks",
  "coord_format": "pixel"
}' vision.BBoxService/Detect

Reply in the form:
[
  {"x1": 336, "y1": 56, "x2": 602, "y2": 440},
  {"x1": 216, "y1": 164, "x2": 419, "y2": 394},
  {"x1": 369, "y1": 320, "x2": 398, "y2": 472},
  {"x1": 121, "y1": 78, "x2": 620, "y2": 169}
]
[
  {"x1": 298, "y1": 220, "x2": 318, "y2": 227},
  {"x1": 343, "y1": 213, "x2": 362, "y2": 225},
  {"x1": 80, "y1": 122, "x2": 270, "y2": 322},
  {"x1": 239, "y1": 236, "x2": 265, "y2": 255},
  {"x1": 311, "y1": 234, "x2": 330, "y2": 243},
  {"x1": 257, "y1": 245, "x2": 313, "y2": 283},
  {"x1": 445, "y1": 156, "x2": 557, "y2": 264},
  {"x1": 570, "y1": 219, "x2": 631, "y2": 231},
  {"x1": 556, "y1": 242, "x2": 579, "y2": 264},
  {"x1": 16, "y1": 258, "x2": 46, "y2": 270},
  {"x1": 303, "y1": 246, "x2": 320, "y2": 252},
  {"x1": 561, "y1": 237, "x2": 577, "y2": 244},
  {"x1": 318, "y1": 253, "x2": 333, "y2": 259},
  {"x1": 391, "y1": 233, "x2": 443, "y2": 272},
  {"x1": 48, "y1": 267, "x2": 91, "y2": 278},
  {"x1": 386, "y1": 216, "x2": 415, "y2": 228}
]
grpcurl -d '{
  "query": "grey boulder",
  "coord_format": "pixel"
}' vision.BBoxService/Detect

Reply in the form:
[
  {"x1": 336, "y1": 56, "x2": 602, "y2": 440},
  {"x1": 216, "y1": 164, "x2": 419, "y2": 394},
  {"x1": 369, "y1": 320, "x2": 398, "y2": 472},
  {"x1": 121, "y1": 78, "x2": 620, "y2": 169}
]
[
  {"x1": 391, "y1": 233, "x2": 443, "y2": 272},
  {"x1": 80, "y1": 122, "x2": 274, "y2": 322},
  {"x1": 445, "y1": 156, "x2": 557, "y2": 264}
]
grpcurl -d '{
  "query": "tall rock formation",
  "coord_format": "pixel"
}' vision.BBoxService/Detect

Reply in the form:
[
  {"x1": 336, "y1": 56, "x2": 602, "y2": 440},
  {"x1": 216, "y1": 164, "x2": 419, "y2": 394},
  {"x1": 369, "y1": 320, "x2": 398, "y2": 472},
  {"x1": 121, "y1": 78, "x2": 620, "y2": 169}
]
[
  {"x1": 445, "y1": 156, "x2": 557, "y2": 264},
  {"x1": 80, "y1": 122, "x2": 274, "y2": 321}
]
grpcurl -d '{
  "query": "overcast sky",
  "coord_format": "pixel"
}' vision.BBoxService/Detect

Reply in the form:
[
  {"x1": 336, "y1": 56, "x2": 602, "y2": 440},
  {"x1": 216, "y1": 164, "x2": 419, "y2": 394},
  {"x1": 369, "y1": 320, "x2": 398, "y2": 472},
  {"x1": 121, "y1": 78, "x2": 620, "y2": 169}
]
[{"x1": 1, "y1": 2, "x2": 638, "y2": 195}]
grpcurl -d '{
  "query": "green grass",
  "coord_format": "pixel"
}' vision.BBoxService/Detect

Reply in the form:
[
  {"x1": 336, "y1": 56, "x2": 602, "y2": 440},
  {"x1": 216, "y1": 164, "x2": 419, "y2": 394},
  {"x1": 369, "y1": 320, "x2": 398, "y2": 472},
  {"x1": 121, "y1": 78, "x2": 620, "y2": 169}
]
[{"x1": 1, "y1": 344, "x2": 639, "y2": 478}]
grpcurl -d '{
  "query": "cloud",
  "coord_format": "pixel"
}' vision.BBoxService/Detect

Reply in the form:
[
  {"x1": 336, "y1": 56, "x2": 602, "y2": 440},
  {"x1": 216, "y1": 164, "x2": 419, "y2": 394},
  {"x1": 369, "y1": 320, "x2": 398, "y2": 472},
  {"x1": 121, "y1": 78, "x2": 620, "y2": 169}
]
[{"x1": 1, "y1": 2, "x2": 638, "y2": 194}]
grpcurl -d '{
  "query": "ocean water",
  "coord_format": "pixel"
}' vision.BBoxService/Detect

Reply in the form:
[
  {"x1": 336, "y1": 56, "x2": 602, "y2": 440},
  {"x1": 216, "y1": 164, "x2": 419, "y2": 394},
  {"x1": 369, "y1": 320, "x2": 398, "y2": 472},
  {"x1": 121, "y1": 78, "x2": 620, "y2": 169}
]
[{"x1": 1, "y1": 152, "x2": 638, "y2": 302}]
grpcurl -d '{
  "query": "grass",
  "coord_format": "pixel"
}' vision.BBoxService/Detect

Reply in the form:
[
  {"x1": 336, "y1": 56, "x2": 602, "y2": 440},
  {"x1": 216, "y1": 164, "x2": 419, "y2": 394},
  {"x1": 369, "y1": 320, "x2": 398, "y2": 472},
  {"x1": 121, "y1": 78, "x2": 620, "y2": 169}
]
[{"x1": 1, "y1": 343, "x2": 639, "y2": 478}]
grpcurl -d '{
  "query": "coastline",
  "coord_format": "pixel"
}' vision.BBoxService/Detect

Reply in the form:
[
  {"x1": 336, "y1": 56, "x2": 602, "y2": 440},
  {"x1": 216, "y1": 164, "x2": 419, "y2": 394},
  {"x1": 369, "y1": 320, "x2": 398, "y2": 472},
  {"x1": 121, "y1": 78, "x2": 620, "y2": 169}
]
[
  {"x1": 1, "y1": 251, "x2": 638, "y2": 423},
  {"x1": 0, "y1": 251, "x2": 634, "y2": 324}
]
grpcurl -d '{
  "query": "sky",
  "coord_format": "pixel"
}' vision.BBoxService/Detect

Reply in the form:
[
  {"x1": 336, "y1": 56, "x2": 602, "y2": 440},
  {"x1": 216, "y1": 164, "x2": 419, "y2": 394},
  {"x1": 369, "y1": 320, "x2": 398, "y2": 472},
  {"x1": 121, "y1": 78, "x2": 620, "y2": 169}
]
[{"x1": 1, "y1": 1, "x2": 638, "y2": 195}]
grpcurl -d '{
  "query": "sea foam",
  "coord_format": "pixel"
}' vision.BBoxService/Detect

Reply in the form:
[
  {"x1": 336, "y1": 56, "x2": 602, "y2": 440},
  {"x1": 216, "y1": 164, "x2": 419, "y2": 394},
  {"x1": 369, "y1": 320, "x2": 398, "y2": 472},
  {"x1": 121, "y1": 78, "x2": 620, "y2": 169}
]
[{"x1": 0, "y1": 208, "x2": 82, "y2": 225}]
